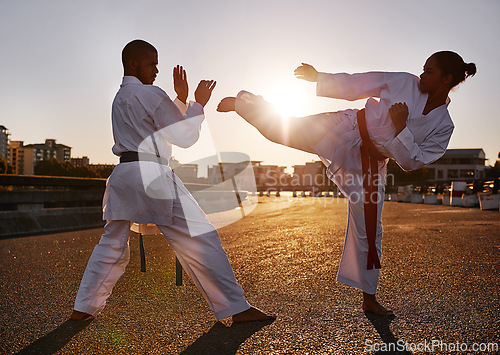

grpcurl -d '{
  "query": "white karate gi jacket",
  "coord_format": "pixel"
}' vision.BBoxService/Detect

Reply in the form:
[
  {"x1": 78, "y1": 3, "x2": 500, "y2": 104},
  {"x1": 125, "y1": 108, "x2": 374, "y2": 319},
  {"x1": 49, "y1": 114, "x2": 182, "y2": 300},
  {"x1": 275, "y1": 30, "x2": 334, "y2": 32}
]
[
  {"x1": 313, "y1": 71, "x2": 454, "y2": 204},
  {"x1": 103, "y1": 76, "x2": 205, "y2": 225}
]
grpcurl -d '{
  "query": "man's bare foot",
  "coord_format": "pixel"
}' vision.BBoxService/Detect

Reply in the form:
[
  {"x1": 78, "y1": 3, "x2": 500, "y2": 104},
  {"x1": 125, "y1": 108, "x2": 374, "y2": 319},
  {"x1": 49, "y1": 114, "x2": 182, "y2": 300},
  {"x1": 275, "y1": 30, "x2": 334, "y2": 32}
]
[
  {"x1": 70, "y1": 310, "x2": 93, "y2": 321},
  {"x1": 362, "y1": 293, "x2": 394, "y2": 316},
  {"x1": 232, "y1": 306, "x2": 276, "y2": 323}
]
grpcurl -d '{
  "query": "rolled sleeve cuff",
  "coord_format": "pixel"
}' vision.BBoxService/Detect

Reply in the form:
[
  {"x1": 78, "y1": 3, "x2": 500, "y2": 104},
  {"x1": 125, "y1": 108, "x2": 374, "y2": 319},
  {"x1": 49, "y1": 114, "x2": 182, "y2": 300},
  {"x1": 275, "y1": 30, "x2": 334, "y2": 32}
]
[
  {"x1": 173, "y1": 98, "x2": 188, "y2": 115},
  {"x1": 186, "y1": 101, "x2": 203, "y2": 115},
  {"x1": 316, "y1": 72, "x2": 330, "y2": 97},
  {"x1": 384, "y1": 126, "x2": 413, "y2": 154}
]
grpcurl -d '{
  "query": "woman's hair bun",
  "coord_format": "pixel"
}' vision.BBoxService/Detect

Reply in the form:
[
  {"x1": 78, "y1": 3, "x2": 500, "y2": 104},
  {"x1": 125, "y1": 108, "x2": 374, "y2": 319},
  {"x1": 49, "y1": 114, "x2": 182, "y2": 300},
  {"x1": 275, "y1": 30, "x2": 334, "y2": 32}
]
[
  {"x1": 431, "y1": 51, "x2": 477, "y2": 88},
  {"x1": 465, "y1": 62, "x2": 477, "y2": 78}
]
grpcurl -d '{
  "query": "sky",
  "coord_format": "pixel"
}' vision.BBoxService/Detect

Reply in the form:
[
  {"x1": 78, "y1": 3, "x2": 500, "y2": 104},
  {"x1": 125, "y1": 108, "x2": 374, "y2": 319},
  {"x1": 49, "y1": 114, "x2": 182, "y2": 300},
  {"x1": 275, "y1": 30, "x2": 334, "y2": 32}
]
[{"x1": 1, "y1": 0, "x2": 499, "y2": 176}]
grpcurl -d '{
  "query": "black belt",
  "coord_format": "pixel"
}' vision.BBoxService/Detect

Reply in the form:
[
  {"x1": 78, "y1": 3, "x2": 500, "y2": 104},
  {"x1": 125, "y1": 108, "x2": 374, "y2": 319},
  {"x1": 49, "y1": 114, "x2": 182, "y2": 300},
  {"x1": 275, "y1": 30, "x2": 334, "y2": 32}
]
[{"x1": 119, "y1": 151, "x2": 169, "y2": 165}]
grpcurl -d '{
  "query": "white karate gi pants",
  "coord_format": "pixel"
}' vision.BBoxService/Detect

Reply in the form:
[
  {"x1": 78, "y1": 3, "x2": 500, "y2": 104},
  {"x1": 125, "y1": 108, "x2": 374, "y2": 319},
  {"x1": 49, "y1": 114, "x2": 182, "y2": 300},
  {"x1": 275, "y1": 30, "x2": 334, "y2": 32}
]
[
  {"x1": 336, "y1": 198, "x2": 384, "y2": 295},
  {"x1": 308, "y1": 109, "x2": 385, "y2": 295},
  {"x1": 74, "y1": 193, "x2": 251, "y2": 320}
]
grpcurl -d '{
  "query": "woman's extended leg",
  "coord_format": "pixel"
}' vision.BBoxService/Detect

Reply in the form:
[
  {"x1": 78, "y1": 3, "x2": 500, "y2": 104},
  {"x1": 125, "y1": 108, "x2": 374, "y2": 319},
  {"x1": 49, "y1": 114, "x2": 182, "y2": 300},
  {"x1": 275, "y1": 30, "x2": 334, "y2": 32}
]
[{"x1": 217, "y1": 94, "x2": 330, "y2": 154}]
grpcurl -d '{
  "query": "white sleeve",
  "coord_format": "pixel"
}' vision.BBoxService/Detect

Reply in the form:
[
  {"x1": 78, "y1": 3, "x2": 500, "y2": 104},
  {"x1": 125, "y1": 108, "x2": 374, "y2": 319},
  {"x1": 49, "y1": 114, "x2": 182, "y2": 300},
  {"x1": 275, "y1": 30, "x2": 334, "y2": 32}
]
[
  {"x1": 384, "y1": 124, "x2": 454, "y2": 171},
  {"x1": 316, "y1": 72, "x2": 413, "y2": 101},
  {"x1": 153, "y1": 97, "x2": 205, "y2": 148},
  {"x1": 173, "y1": 97, "x2": 188, "y2": 115}
]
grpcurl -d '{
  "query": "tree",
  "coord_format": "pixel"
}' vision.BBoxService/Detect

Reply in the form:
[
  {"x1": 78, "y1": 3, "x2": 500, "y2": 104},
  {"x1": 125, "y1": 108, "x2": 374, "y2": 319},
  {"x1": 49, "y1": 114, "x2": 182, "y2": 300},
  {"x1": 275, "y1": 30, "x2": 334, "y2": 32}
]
[
  {"x1": 71, "y1": 166, "x2": 100, "y2": 178},
  {"x1": 0, "y1": 156, "x2": 14, "y2": 174},
  {"x1": 34, "y1": 158, "x2": 72, "y2": 176},
  {"x1": 485, "y1": 152, "x2": 500, "y2": 180},
  {"x1": 34, "y1": 159, "x2": 100, "y2": 178},
  {"x1": 95, "y1": 166, "x2": 115, "y2": 178}
]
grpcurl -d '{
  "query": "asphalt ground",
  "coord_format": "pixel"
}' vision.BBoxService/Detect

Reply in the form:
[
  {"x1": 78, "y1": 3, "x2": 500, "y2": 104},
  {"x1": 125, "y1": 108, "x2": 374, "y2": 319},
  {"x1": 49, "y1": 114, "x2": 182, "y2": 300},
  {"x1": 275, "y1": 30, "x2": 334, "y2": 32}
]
[{"x1": 0, "y1": 197, "x2": 499, "y2": 354}]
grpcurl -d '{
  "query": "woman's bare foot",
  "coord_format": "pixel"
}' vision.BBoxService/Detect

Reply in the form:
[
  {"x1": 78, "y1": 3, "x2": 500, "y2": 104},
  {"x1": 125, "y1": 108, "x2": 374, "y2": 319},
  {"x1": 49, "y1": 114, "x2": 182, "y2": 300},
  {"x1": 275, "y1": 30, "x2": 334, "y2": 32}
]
[
  {"x1": 70, "y1": 310, "x2": 93, "y2": 321},
  {"x1": 362, "y1": 292, "x2": 394, "y2": 316},
  {"x1": 232, "y1": 306, "x2": 276, "y2": 323},
  {"x1": 217, "y1": 97, "x2": 236, "y2": 112}
]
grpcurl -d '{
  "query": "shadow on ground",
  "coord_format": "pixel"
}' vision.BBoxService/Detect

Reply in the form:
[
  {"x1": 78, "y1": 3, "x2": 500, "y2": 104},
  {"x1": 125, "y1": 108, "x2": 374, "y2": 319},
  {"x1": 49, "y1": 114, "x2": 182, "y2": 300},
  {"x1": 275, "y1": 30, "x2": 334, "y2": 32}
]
[
  {"x1": 14, "y1": 319, "x2": 94, "y2": 355},
  {"x1": 365, "y1": 312, "x2": 411, "y2": 355},
  {"x1": 180, "y1": 319, "x2": 275, "y2": 355}
]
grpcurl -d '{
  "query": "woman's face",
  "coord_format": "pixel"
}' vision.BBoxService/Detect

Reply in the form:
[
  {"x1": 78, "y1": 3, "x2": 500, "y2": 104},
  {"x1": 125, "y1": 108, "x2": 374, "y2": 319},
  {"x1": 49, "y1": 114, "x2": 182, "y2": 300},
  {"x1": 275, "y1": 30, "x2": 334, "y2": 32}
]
[{"x1": 419, "y1": 56, "x2": 451, "y2": 94}]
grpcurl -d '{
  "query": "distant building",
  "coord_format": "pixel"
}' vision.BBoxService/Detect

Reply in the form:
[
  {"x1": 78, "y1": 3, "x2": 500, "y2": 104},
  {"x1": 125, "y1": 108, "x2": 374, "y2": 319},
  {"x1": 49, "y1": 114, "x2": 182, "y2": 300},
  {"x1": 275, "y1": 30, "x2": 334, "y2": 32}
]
[
  {"x1": 0, "y1": 125, "x2": 9, "y2": 161},
  {"x1": 292, "y1": 161, "x2": 328, "y2": 187},
  {"x1": 173, "y1": 163, "x2": 199, "y2": 183},
  {"x1": 45, "y1": 139, "x2": 71, "y2": 162},
  {"x1": 292, "y1": 164, "x2": 306, "y2": 185},
  {"x1": 305, "y1": 161, "x2": 325, "y2": 186},
  {"x1": 71, "y1": 156, "x2": 90, "y2": 167},
  {"x1": 89, "y1": 163, "x2": 115, "y2": 171},
  {"x1": 169, "y1": 157, "x2": 181, "y2": 169},
  {"x1": 9, "y1": 138, "x2": 71, "y2": 175},
  {"x1": 427, "y1": 148, "x2": 486, "y2": 183},
  {"x1": 252, "y1": 161, "x2": 287, "y2": 188},
  {"x1": 208, "y1": 161, "x2": 247, "y2": 185},
  {"x1": 71, "y1": 156, "x2": 116, "y2": 172},
  {"x1": 207, "y1": 161, "x2": 288, "y2": 189},
  {"x1": 9, "y1": 141, "x2": 25, "y2": 175},
  {"x1": 167, "y1": 157, "x2": 203, "y2": 183}
]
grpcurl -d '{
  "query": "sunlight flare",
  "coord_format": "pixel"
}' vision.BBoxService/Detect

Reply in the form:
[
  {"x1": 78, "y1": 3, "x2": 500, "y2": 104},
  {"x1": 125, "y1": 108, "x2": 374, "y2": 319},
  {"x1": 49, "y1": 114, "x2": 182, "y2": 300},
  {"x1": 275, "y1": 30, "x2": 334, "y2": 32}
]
[{"x1": 266, "y1": 85, "x2": 307, "y2": 119}]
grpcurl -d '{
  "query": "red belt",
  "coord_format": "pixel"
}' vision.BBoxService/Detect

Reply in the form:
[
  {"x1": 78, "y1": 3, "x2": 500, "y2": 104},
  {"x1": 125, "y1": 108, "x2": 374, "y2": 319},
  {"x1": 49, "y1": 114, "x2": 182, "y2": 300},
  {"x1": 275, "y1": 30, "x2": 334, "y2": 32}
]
[{"x1": 357, "y1": 109, "x2": 387, "y2": 270}]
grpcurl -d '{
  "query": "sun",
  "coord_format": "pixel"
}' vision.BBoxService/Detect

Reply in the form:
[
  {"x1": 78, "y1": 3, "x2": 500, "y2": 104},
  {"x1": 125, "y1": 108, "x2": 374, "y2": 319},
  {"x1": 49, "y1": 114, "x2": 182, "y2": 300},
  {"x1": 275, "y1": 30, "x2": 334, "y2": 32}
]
[{"x1": 266, "y1": 83, "x2": 308, "y2": 119}]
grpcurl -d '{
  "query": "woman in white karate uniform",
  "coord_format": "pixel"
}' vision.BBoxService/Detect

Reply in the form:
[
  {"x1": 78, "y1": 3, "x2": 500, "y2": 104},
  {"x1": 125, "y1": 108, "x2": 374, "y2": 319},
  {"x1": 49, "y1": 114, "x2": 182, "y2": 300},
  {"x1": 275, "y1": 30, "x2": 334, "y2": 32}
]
[{"x1": 217, "y1": 51, "x2": 476, "y2": 315}]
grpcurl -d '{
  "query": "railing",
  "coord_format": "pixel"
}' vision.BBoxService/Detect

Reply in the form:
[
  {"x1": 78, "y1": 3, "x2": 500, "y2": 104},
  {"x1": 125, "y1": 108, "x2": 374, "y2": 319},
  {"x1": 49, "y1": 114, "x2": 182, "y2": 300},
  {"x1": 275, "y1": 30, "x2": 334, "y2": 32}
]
[
  {"x1": 0, "y1": 175, "x2": 220, "y2": 238},
  {"x1": 0, "y1": 175, "x2": 107, "y2": 238}
]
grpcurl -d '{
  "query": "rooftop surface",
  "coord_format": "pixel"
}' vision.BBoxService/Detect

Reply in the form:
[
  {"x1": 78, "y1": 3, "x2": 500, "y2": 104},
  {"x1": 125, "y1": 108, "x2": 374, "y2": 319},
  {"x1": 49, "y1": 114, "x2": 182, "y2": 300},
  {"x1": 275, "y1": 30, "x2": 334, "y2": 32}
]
[{"x1": 1, "y1": 197, "x2": 498, "y2": 354}]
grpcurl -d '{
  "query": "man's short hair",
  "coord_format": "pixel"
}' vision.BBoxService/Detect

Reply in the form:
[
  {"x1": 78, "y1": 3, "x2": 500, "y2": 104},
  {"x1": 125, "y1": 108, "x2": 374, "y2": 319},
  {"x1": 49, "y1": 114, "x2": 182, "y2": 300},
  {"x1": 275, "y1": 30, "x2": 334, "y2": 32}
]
[{"x1": 122, "y1": 39, "x2": 157, "y2": 68}]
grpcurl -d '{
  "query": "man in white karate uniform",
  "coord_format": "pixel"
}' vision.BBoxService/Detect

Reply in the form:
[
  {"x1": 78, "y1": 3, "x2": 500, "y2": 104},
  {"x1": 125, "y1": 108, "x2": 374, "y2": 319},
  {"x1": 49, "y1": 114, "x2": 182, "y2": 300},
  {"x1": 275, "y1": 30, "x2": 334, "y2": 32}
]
[{"x1": 71, "y1": 39, "x2": 274, "y2": 323}]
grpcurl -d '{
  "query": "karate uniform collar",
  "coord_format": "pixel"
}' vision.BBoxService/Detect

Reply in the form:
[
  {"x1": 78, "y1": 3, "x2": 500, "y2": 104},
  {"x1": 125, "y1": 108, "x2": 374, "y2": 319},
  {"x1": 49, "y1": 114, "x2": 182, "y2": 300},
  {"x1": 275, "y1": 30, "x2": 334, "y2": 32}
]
[
  {"x1": 435, "y1": 96, "x2": 451, "y2": 111},
  {"x1": 436, "y1": 96, "x2": 452, "y2": 112},
  {"x1": 421, "y1": 95, "x2": 451, "y2": 117},
  {"x1": 121, "y1": 76, "x2": 144, "y2": 87}
]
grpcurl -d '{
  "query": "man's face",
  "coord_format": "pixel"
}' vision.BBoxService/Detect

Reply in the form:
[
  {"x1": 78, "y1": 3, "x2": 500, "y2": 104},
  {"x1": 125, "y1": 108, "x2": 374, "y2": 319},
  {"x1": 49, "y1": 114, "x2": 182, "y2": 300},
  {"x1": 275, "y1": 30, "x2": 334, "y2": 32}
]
[{"x1": 134, "y1": 50, "x2": 159, "y2": 85}]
